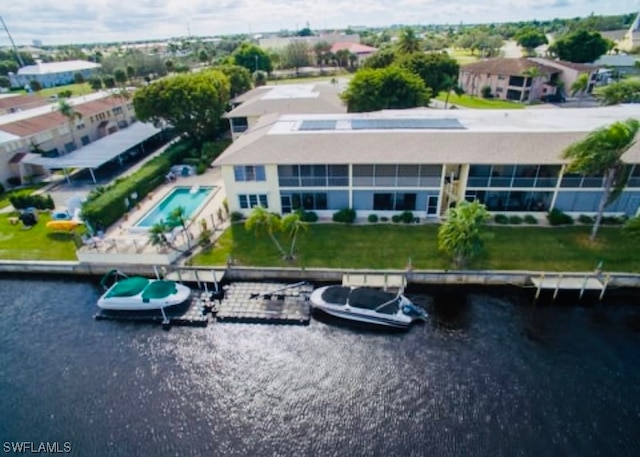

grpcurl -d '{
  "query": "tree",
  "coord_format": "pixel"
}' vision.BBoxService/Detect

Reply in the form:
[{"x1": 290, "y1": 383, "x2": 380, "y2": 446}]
[
  {"x1": 514, "y1": 28, "x2": 548, "y2": 55},
  {"x1": 313, "y1": 41, "x2": 331, "y2": 66},
  {"x1": 29, "y1": 80, "x2": 42, "y2": 92},
  {"x1": 442, "y1": 75, "x2": 464, "y2": 109},
  {"x1": 198, "y1": 48, "x2": 209, "y2": 64},
  {"x1": 598, "y1": 79, "x2": 640, "y2": 105},
  {"x1": 244, "y1": 206, "x2": 286, "y2": 258},
  {"x1": 88, "y1": 76, "x2": 103, "y2": 91},
  {"x1": 622, "y1": 215, "x2": 640, "y2": 239},
  {"x1": 73, "y1": 72, "x2": 85, "y2": 84},
  {"x1": 571, "y1": 73, "x2": 589, "y2": 106},
  {"x1": 281, "y1": 41, "x2": 311, "y2": 73},
  {"x1": 397, "y1": 27, "x2": 422, "y2": 54},
  {"x1": 550, "y1": 30, "x2": 609, "y2": 63},
  {"x1": 282, "y1": 212, "x2": 309, "y2": 259},
  {"x1": 0, "y1": 60, "x2": 19, "y2": 76},
  {"x1": 216, "y1": 64, "x2": 252, "y2": 97},
  {"x1": 562, "y1": 119, "x2": 640, "y2": 241},
  {"x1": 110, "y1": 87, "x2": 131, "y2": 124},
  {"x1": 342, "y1": 66, "x2": 431, "y2": 112},
  {"x1": 335, "y1": 49, "x2": 350, "y2": 69},
  {"x1": 103, "y1": 75, "x2": 116, "y2": 89},
  {"x1": 57, "y1": 99, "x2": 82, "y2": 151},
  {"x1": 233, "y1": 42, "x2": 272, "y2": 73},
  {"x1": 165, "y1": 59, "x2": 175, "y2": 73},
  {"x1": 126, "y1": 65, "x2": 136, "y2": 80},
  {"x1": 253, "y1": 70, "x2": 267, "y2": 87},
  {"x1": 363, "y1": 48, "x2": 397, "y2": 69},
  {"x1": 396, "y1": 52, "x2": 460, "y2": 95},
  {"x1": 168, "y1": 206, "x2": 192, "y2": 251},
  {"x1": 133, "y1": 70, "x2": 230, "y2": 145},
  {"x1": 149, "y1": 220, "x2": 183, "y2": 253},
  {"x1": 114, "y1": 68, "x2": 127, "y2": 86},
  {"x1": 438, "y1": 200, "x2": 490, "y2": 267},
  {"x1": 0, "y1": 75, "x2": 10, "y2": 89}
]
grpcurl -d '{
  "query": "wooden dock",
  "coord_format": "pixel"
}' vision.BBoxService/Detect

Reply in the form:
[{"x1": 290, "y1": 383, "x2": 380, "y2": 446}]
[
  {"x1": 216, "y1": 282, "x2": 313, "y2": 325},
  {"x1": 531, "y1": 273, "x2": 611, "y2": 301},
  {"x1": 93, "y1": 292, "x2": 213, "y2": 328}
]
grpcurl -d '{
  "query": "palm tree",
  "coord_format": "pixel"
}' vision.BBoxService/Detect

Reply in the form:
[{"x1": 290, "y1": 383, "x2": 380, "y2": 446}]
[
  {"x1": 244, "y1": 206, "x2": 286, "y2": 257},
  {"x1": 110, "y1": 87, "x2": 131, "y2": 127},
  {"x1": 397, "y1": 27, "x2": 422, "y2": 54},
  {"x1": 168, "y1": 206, "x2": 192, "y2": 251},
  {"x1": 571, "y1": 73, "x2": 589, "y2": 107},
  {"x1": 282, "y1": 212, "x2": 309, "y2": 259},
  {"x1": 562, "y1": 119, "x2": 640, "y2": 241},
  {"x1": 442, "y1": 75, "x2": 464, "y2": 109},
  {"x1": 438, "y1": 200, "x2": 490, "y2": 267},
  {"x1": 149, "y1": 220, "x2": 174, "y2": 252},
  {"x1": 57, "y1": 99, "x2": 82, "y2": 153}
]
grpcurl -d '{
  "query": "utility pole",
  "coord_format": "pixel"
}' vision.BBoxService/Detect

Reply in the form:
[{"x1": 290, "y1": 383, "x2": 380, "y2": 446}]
[{"x1": 0, "y1": 16, "x2": 25, "y2": 67}]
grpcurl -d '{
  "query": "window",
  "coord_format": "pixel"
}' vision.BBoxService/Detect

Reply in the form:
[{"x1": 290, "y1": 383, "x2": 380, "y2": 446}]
[
  {"x1": 81, "y1": 135, "x2": 91, "y2": 146},
  {"x1": 64, "y1": 142, "x2": 76, "y2": 153},
  {"x1": 234, "y1": 165, "x2": 266, "y2": 182},
  {"x1": 353, "y1": 164, "x2": 374, "y2": 186},
  {"x1": 76, "y1": 123, "x2": 85, "y2": 130},
  {"x1": 284, "y1": 192, "x2": 328, "y2": 210},
  {"x1": 373, "y1": 193, "x2": 416, "y2": 211},
  {"x1": 238, "y1": 194, "x2": 268, "y2": 209}
]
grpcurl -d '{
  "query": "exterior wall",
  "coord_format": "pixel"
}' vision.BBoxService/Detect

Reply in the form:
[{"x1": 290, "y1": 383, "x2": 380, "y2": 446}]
[
  {"x1": 221, "y1": 164, "x2": 281, "y2": 214},
  {"x1": 259, "y1": 34, "x2": 360, "y2": 50},
  {"x1": 10, "y1": 67, "x2": 100, "y2": 89},
  {"x1": 458, "y1": 71, "x2": 547, "y2": 102}
]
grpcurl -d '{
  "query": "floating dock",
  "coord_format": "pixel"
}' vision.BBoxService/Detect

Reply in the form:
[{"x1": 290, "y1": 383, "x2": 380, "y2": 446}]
[
  {"x1": 94, "y1": 292, "x2": 213, "y2": 327},
  {"x1": 216, "y1": 282, "x2": 313, "y2": 325},
  {"x1": 531, "y1": 273, "x2": 611, "y2": 301}
]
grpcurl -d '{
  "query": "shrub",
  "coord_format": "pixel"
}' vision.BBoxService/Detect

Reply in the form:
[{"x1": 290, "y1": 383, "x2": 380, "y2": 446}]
[
  {"x1": 481, "y1": 85, "x2": 492, "y2": 98},
  {"x1": 9, "y1": 193, "x2": 54, "y2": 210},
  {"x1": 523, "y1": 214, "x2": 538, "y2": 224},
  {"x1": 400, "y1": 210, "x2": 414, "y2": 224},
  {"x1": 508, "y1": 215, "x2": 523, "y2": 225},
  {"x1": 380, "y1": 216, "x2": 389, "y2": 222},
  {"x1": 230, "y1": 211, "x2": 244, "y2": 222},
  {"x1": 297, "y1": 210, "x2": 318, "y2": 223},
  {"x1": 7, "y1": 177, "x2": 21, "y2": 187},
  {"x1": 195, "y1": 162, "x2": 207, "y2": 175},
  {"x1": 601, "y1": 215, "x2": 626, "y2": 225},
  {"x1": 547, "y1": 208, "x2": 573, "y2": 226},
  {"x1": 578, "y1": 214, "x2": 594, "y2": 224},
  {"x1": 391, "y1": 214, "x2": 401, "y2": 223},
  {"x1": 368, "y1": 214, "x2": 378, "y2": 223},
  {"x1": 494, "y1": 214, "x2": 508, "y2": 224},
  {"x1": 332, "y1": 208, "x2": 356, "y2": 223}
]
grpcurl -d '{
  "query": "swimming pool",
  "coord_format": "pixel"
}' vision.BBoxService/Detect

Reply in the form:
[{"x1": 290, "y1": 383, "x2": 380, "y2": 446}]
[{"x1": 133, "y1": 186, "x2": 215, "y2": 229}]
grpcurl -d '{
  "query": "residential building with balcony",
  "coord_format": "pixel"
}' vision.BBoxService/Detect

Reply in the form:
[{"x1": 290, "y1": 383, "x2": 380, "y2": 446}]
[{"x1": 214, "y1": 107, "x2": 640, "y2": 220}]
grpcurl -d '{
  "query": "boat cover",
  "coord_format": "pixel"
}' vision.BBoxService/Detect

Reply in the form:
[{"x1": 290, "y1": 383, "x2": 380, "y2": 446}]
[
  {"x1": 142, "y1": 280, "x2": 178, "y2": 301},
  {"x1": 321, "y1": 286, "x2": 399, "y2": 314},
  {"x1": 105, "y1": 277, "x2": 149, "y2": 298}
]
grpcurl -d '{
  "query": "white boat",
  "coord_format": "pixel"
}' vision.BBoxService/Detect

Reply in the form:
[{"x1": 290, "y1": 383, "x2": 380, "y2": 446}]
[
  {"x1": 309, "y1": 285, "x2": 427, "y2": 329},
  {"x1": 97, "y1": 270, "x2": 191, "y2": 311}
]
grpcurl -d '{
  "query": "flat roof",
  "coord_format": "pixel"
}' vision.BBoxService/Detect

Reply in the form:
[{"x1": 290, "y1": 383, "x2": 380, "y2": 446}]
[
  {"x1": 23, "y1": 122, "x2": 160, "y2": 169},
  {"x1": 214, "y1": 106, "x2": 640, "y2": 166}
]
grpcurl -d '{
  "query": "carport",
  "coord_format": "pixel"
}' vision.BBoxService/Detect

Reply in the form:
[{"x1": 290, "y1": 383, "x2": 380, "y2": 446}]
[{"x1": 22, "y1": 122, "x2": 162, "y2": 183}]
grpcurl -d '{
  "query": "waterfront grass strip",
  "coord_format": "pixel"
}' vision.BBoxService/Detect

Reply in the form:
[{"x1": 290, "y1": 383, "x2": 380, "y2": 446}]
[
  {"x1": 435, "y1": 93, "x2": 525, "y2": 109},
  {"x1": 193, "y1": 224, "x2": 640, "y2": 273}
]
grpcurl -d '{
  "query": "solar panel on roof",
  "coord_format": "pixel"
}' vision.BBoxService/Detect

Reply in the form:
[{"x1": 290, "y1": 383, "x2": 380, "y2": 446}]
[
  {"x1": 351, "y1": 118, "x2": 465, "y2": 130},
  {"x1": 299, "y1": 120, "x2": 338, "y2": 131}
]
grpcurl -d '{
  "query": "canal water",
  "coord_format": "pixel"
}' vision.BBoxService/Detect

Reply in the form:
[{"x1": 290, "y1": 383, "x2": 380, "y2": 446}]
[{"x1": 1, "y1": 276, "x2": 639, "y2": 456}]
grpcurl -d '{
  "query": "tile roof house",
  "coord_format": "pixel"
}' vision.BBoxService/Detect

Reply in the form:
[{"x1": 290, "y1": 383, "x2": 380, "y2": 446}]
[{"x1": 330, "y1": 42, "x2": 378, "y2": 65}]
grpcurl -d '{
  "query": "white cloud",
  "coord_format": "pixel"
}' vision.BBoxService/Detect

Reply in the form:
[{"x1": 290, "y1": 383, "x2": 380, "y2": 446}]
[{"x1": 0, "y1": 0, "x2": 635, "y2": 45}]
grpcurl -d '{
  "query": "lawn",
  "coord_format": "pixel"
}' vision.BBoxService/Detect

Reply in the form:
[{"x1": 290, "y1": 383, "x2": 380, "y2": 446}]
[
  {"x1": 0, "y1": 212, "x2": 82, "y2": 261},
  {"x1": 435, "y1": 93, "x2": 525, "y2": 109},
  {"x1": 192, "y1": 223, "x2": 640, "y2": 273},
  {"x1": 446, "y1": 48, "x2": 480, "y2": 65},
  {"x1": 12, "y1": 83, "x2": 93, "y2": 98}
]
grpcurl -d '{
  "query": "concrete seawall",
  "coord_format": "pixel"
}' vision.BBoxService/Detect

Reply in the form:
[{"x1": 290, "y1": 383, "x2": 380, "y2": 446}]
[{"x1": 2, "y1": 260, "x2": 640, "y2": 289}]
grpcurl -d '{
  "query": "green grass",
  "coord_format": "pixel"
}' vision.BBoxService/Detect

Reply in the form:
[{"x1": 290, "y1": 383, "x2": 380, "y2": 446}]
[
  {"x1": 446, "y1": 48, "x2": 480, "y2": 65},
  {"x1": 12, "y1": 83, "x2": 93, "y2": 98},
  {"x1": 436, "y1": 93, "x2": 525, "y2": 109},
  {"x1": 192, "y1": 223, "x2": 640, "y2": 273},
  {"x1": 0, "y1": 212, "x2": 83, "y2": 261}
]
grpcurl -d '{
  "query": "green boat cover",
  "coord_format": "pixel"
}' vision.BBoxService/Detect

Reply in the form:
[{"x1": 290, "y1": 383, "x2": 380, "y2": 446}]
[
  {"x1": 105, "y1": 277, "x2": 150, "y2": 298},
  {"x1": 141, "y1": 280, "x2": 178, "y2": 301}
]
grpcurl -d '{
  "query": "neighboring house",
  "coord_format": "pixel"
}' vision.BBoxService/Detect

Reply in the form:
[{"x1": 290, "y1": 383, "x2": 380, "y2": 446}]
[
  {"x1": 617, "y1": 13, "x2": 640, "y2": 52},
  {"x1": 225, "y1": 83, "x2": 346, "y2": 141},
  {"x1": 213, "y1": 107, "x2": 640, "y2": 220},
  {"x1": 0, "y1": 94, "x2": 49, "y2": 115},
  {"x1": 529, "y1": 58, "x2": 599, "y2": 96},
  {"x1": 259, "y1": 33, "x2": 360, "y2": 50},
  {"x1": 0, "y1": 92, "x2": 137, "y2": 185},
  {"x1": 8, "y1": 60, "x2": 101, "y2": 89},
  {"x1": 459, "y1": 58, "x2": 561, "y2": 102},
  {"x1": 330, "y1": 42, "x2": 378, "y2": 65},
  {"x1": 593, "y1": 54, "x2": 640, "y2": 77}
]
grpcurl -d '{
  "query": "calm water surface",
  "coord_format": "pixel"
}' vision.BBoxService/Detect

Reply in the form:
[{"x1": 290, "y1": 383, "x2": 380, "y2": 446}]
[{"x1": 1, "y1": 276, "x2": 639, "y2": 456}]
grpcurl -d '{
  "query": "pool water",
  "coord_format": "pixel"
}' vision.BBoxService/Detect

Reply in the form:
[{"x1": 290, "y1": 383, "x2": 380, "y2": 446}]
[{"x1": 133, "y1": 186, "x2": 214, "y2": 229}]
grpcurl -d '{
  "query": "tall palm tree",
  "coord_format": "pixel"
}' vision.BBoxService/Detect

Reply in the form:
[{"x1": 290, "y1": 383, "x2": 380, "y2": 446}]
[
  {"x1": 244, "y1": 206, "x2": 286, "y2": 257},
  {"x1": 571, "y1": 73, "x2": 589, "y2": 107},
  {"x1": 57, "y1": 99, "x2": 82, "y2": 154},
  {"x1": 562, "y1": 119, "x2": 640, "y2": 241},
  {"x1": 442, "y1": 75, "x2": 464, "y2": 109},
  {"x1": 282, "y1": 212, "x2": 309, "y2": 259},
  {"x1": 397, "y1": 27, "x2": 422, "y2": 55},
  {"x1": 168, "y1": 206, "x2": 192, "y2": 250},
  {"x1": 149, "y1": 220, "x2": 177, "y2": 252}
]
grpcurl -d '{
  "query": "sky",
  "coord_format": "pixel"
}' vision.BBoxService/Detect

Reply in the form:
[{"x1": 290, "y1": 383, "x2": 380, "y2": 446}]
[{"x1": 0, "y1": 0, "x2": 638, "y2": 46}]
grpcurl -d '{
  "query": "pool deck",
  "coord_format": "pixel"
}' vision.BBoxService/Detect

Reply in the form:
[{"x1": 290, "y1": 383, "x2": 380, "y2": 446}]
[{"x1": 76, "y1": 168, "x2": 228, "y2": 263}]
